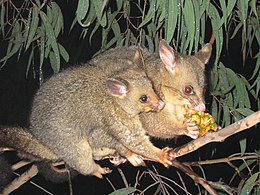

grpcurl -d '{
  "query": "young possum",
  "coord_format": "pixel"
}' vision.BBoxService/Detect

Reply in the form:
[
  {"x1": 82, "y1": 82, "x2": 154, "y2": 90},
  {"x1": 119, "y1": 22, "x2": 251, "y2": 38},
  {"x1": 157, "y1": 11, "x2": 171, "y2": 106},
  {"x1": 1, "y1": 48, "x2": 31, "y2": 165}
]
[
  {"x1": 6, "y1": 49, "x2": 169, "y2": 179},
  {"x1": 90, "y1": 39, "x2": 212, "y2": 140}
]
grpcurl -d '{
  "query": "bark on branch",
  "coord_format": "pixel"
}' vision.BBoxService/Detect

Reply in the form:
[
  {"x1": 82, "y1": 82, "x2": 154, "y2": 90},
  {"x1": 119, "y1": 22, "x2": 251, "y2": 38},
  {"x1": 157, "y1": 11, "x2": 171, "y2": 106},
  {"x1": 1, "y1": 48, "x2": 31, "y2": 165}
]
[{"x1": 171, "y1": 111, "x2": 260, "y2": 158}]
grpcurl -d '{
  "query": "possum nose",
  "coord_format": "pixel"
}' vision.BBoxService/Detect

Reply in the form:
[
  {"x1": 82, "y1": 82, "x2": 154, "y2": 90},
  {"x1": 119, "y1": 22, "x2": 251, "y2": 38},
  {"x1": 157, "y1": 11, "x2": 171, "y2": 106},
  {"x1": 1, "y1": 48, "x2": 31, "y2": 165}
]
[
  {"x1": 155, "y1": 100, "x2": 165, "y2": 111},
  {"x1": 194, "y1": 103, "x2": 206, "y2": 112}
]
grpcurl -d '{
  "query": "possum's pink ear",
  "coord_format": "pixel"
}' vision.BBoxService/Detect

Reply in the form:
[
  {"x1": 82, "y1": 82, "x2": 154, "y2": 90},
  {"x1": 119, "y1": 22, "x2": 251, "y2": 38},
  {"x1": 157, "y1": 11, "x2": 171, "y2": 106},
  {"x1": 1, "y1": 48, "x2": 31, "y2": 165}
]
[
  {"x1": 106, "y1": 78, "x2": 129, "y2": 97},
  {"x1": 159, "y1": 39, "x2": 177, "y2": 73}
]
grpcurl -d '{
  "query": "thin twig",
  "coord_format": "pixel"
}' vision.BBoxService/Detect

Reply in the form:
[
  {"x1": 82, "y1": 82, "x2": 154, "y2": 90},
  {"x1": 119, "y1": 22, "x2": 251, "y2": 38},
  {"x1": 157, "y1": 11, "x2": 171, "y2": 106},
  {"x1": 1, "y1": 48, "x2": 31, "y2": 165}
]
[
  {"x1": 116, "y1": 167, "x2": 129, "y2": 187},
  {"x1": 184, "y1": 153, "x2": 259, "y2": 166},
  {"x1": 171, "y1": 160, "x2": 218, "y2": 195}
]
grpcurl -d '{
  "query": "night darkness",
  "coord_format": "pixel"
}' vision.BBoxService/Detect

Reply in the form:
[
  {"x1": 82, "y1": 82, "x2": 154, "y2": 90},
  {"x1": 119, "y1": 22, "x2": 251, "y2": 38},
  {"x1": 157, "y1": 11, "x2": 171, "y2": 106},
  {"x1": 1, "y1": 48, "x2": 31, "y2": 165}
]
[{"x1": 0, "y1": 1, "x2": 259, "y2": 195}]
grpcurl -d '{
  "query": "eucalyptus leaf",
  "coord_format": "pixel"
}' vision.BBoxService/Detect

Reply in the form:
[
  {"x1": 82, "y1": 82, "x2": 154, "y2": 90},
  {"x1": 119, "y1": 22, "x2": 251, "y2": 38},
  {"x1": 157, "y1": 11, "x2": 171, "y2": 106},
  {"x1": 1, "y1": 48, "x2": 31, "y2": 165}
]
[
  {"x1": 239, "y1": 138, "x2": 247, "y2": 155},
  {"x1": 76, "y1": 0, "x2": 89, "y2": 23},
  {"x1": 165, "y1": 0, "x2": 177, "y2": 43},
  {"x1": 1, "y1": 3, "x2": 5, "y2": 36},
  {"x1": 183, "y1": 0, "x2": 195, "y2": 54},
  {"x1": 39, "y1": 27, "x2": 45, "y2": 70},
  {"x1": 92, "y1": 0, "x2": 107, "y2": 27},
  {"x1": 108, "y1": 187, "x2": 137, "y2": 195},
  {"x1": 223, "y1": 105, "x2": 230, "y2": 126},
  {"x1": 241, "y1": 172, "x2": 259, "y2": 195},
  {"x1": 40, "y1": 11, "x2": 60, "y2": 73},
  {"x1": 139, "y1": 0, "x2": 155, "y2": 28},
  {"x1": 236, "y1": 108, "x2": 254, "y2": 117},
  {"x1": 49, "y1": 50, "x2": 58, "y2": 73},
  {"x1": 26, "y1": 6, "x2": 39, "y2": 50},
  {"x1": 58, "y1": 43, "x2": 69, "y2": 63},
  {"x1": 81, "y1": 2, "x2": 97, "y2": 28},
  {"x1": 50, "y1": 2, "x2": 64, "y2": 37}
]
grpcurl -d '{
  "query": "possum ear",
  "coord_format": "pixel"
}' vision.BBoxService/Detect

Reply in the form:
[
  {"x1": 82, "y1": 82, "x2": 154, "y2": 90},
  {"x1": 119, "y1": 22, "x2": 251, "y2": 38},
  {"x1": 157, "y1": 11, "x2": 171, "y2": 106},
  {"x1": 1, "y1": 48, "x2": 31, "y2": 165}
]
[
  {"x1": 159, "y1": 39, "x2": 177, "y2": 74},
  {"x1": 133, "y1": 48, "x2": 145, "y2": 70},
  {"x1": 106, "y1": 78, "x2": 129, "y2": 97},
  {"x1": 195, "y1": 43, "x2": 212, "y2": 64}
]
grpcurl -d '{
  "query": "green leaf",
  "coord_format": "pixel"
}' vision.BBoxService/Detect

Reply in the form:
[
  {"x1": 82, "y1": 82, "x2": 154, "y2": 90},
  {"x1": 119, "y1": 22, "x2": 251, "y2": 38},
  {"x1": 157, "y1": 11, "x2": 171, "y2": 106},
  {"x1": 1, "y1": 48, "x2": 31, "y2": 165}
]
[
  {"x1": 218, "y1": 64, "x2": 230, "y2": 94},
  {"x1": 226, "y1": 68, "x2": 240, "y2": 107},
  {"x1": 92, "y1": 0, "x2": 107, "y2": 27},
  {"x1": 111, "y1": 20, "x2": 121, "y2": 40},
  {"x1": 49, "y1": 51, "x2": 58, "y2": 73},
  {"x1": 158, "y1": 0, "x2": 166, "y2": 25},
  {"x1": 251, "y1": 0, "x2": 259, "y2": 21},
  {"x1": 241, "y1": 76, "x2": 251, "y2": 108},
  {"x1": 116, "y1": 0, "x2": 123, "y2": 11},
  {"x1": 241, "y1": 172, "x2": 259, "y2": 195},
  {"x1": 47, "y1": 4, "x2": 53, "y2": 25},
  {"x1": 226, "y1": 0, "x2": 237, "y2": 18},
  {"x1": 58, "y1": 43, "x2": 69, "y2": 62},
  {"x1": 236, "y1": 108, "x2": 254, "y2": 117},
  {"x1": 24, "y1": 7, "x2": 32, "y2": 46},
  {"x1": 39, "y1": 27, "x2": 45, "y2": 71},
  {"x1": 40, "y1": 11, "x2": 60, "y2": 73},
  {"x1": 223, "y1": 105, "x2": 230, "y2": 126},
  {"x1": 80, "y1": 2, "x2": 97, "y2": 28},
  {"x1": 207, "y1": 3, "x2": 223, "y2": 64},
  {"x1": 165, "y1": 0, "x2": 178, "y2": 43},
  {"x1": 26, "y1": 6, "x2": 39, "y2": 50},
  {"x1": 1, "y1": 3, "x2": 5, "y2": 36},
  {"x1": 0, "y1": 21, "x2": 23, "y2": 63},
  {"x1": 193, "y1": 0, "x2": 200, "y2": 52},
  {"x1": 50, "y1": 2, "x2": 64, "y2": 37},
  {"x1": 230, "y1": 22, "x2": 243, "y2": 39},
  {"x1": 183, "y1": 0, "x2": 195, "y2": 54},
  {"x1": 219, "y1": 0, "x2": 227, "y2": 28},
  {"x1": 239, "y1": 138, "x2": 247, "y2": 155},
  {"x1": 108, "y1": 187, "x2": 137, "y2": 195},
  {"x1": 238, "y1": 0, "x2": 249, "y2": 33},
  {"x1": 250, "y1": 52, "x2": 260, "y2": 79},
  {"x1": 211, "y1": 98, "x2": 218, "y2": 121},
  {"x1": 76, "y1": 0, "x2": 89, "y2": 23},
  {"x1": 26, "y1": 47, "x2": 34, "y2": 78},
  {"x1": 139, "y1": 0, "x2": 155, "y2": 28},
  {"x1": 145, "y1": 35, "x2": 154, "y2": 52}
]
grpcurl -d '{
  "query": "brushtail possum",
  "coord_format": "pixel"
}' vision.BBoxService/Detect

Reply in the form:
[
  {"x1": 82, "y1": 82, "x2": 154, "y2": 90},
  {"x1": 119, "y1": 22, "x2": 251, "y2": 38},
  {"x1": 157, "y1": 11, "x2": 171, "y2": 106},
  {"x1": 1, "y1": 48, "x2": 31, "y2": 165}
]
[
  {"x1": 91, "y1": 39, "x2": 212, "y2": 140},
  {"x1": 0, "y1": 40, "x2": 212, "y2": 185},
  {"x1": 1, "y1": 49, "x2": 170, "y2": 180}
]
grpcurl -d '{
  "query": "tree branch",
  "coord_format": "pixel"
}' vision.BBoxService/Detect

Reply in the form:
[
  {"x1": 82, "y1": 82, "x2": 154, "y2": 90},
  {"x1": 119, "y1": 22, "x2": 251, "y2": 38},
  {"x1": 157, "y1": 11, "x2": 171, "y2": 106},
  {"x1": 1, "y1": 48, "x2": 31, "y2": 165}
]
[
  {"x1": 167, "y1": 111, "x2": 260, "y2": 195},
  {"x1": 1, "y1": 165, "x2": 38, "y2": 195},
  {"x1": 171, "y1": 160, "x2": 218, "y2": 195},
  {"x1": 171, "y1": 111, "x2": 260, "y2": 158}
]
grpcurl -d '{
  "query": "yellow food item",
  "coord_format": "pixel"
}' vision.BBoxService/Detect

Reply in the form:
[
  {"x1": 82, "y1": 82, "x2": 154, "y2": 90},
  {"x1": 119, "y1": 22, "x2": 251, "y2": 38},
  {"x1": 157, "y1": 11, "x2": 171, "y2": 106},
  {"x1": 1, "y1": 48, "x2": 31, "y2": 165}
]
[{"x1": 184, "y1": 106, "x2": 219, "y2": 137}]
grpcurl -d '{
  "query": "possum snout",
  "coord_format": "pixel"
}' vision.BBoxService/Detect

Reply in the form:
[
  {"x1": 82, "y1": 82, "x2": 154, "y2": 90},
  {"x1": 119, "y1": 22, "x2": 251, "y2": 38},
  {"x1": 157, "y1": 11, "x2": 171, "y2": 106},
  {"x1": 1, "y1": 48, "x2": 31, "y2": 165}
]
[{"x1": 153, "y1": 99, "x2": 165, "y2": 112}]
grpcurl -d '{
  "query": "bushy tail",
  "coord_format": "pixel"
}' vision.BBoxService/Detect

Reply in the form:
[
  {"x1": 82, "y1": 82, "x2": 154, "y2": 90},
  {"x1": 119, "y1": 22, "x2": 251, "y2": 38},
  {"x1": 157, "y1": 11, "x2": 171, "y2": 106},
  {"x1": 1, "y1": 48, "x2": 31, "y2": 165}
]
[
  {"x1": 0, "y1": 126, "x2": 77, "y2": 184},
  {"x1": 0, "y1": 155, "x2": 13, "y2": 193},
  {"x1": 0, "y1": 126, "x2": 58, "y2": 161}
]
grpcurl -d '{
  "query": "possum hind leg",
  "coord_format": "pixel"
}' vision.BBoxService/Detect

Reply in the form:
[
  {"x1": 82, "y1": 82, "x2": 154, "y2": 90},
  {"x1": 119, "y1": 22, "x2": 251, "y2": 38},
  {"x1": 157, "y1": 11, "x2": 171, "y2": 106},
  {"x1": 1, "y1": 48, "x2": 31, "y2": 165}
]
[
  {"x1": 68, "y1": 139, "x2": 111, "y2": 178},
  {"x1": 46, "y1": 137, "x2": 111, "y2": 179}
]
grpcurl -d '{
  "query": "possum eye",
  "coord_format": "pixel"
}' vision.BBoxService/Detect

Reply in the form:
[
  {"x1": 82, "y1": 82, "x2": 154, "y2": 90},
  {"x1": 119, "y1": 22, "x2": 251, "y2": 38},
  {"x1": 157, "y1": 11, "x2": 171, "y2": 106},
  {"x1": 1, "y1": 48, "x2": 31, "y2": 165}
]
[
  {"x1": 139, "y1": 95, "x2": 149, "y2": 103},
  {"x1": 184, "y1": 85, "x2": 194, "y2": 95}
]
